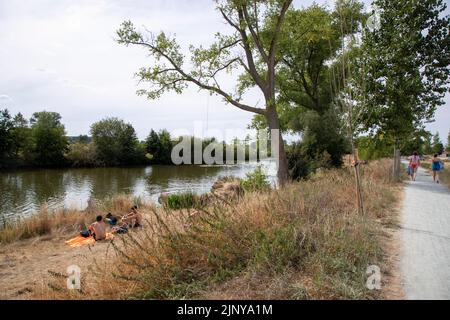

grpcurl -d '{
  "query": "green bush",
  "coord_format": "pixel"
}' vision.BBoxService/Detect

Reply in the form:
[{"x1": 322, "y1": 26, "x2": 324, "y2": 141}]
[
  {"x1": 65, "y1": 142, "x2": 102, "y2": 167},
  {"x1": 166, "y1": 192, "x2": 198, "y2": 209},
  {"x1": 241, "y1": 166, "x2": 271, "y2": 192}
]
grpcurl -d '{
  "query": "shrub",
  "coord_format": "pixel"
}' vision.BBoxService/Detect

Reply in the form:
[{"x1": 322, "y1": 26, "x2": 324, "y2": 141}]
[
  {"x1": 241, "y1": 166, "x2": 271, "y2": 192},
  {"x1": 65, "y1": 142, "x2": 101, "y2": 167},
  {"x1": 165, "y1": 192, "x2": 198, "y2": 209}
]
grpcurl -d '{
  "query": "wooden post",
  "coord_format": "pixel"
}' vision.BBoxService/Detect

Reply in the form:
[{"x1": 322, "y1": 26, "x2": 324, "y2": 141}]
[
  {"x1": 395, "y1": 149, "x2": 401, "y2": 182},
  {"x1": 354, "y1": 148, "x2": 364, "y2": 215}
]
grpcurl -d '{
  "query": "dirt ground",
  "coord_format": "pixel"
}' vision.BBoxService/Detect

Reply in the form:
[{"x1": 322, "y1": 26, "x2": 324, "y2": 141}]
[{"x1": 0, "y1": 232, "x2": 114, "y2": 299}]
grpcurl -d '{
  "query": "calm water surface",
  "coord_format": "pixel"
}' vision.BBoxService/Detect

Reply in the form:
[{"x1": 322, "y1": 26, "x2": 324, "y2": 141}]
[{"x1": 0, "y1": 161, "x2": 276, "y2": 223}]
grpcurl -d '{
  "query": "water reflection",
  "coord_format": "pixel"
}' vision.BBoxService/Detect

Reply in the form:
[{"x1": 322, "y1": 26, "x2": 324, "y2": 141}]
[{"x1": 0, "y1": 161, "x2": 276, "y2": 224}]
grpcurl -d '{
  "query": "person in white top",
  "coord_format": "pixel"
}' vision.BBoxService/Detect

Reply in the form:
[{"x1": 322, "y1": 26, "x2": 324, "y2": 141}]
[{"x1": 409, "y1": 151, "x2": 421, "y2": 181}]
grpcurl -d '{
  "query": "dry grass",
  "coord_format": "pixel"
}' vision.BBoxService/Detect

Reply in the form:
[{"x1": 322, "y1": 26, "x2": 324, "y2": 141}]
[
  {"x1": 33, "y1": 159, "x2": 401, "y2": 300},
  {"x1": 0, "y1": 194, "x2": 152, "y2": 245}
]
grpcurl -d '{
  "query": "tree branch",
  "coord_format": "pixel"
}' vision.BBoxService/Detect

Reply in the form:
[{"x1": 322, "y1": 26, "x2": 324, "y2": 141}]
[
  {"x1": 236, "y1": 8, "x2": 267, "y2": 92},
  {"x1": 242, "y1": 4, "x2": 269, "y2": 62},
  {"x1": 269, "y1": 0, "x2": 293, "y2": 61},
  {"x1": 127, "y1": 40, "x2": 266, "y2": 115}
]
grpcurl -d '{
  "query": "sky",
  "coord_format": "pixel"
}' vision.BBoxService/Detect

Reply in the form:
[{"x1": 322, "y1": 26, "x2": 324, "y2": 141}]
[{"x1": 0, "y1": 0, "x2": 448, "y2": 142}]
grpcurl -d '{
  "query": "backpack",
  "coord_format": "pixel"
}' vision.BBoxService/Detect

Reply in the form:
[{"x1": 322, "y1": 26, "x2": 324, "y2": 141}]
[
  {"x1": 115, "y1": 226, "x2": 128, "y2": 234},
  {"x1": 407, "y1": 166, "x2": 413, "y2": 176},
  {"x1": 80, "y1": 230, "x2": 91, "y2": 238}
]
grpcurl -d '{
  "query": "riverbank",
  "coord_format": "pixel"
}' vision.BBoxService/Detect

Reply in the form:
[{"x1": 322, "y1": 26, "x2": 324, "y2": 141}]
[
  {"x1": 0, "y1": 159, "x2": 403, "y2": 300},
  {"x1": 0, "y1": 161, "x2": 277, "y2": 223}
]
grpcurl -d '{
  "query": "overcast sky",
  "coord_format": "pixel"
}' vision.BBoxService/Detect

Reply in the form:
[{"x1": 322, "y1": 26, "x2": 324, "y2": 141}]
[{"x1": 0, "y1": 0, "x2": 448, "y2": 141}]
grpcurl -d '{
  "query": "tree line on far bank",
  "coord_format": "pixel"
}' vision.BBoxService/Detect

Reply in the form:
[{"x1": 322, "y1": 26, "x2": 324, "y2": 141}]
[
  {"x1": 0, "y1": 109, "x2": 276, "y2": 170},
  {"x1": 1, "y1": 108, "x2": 448, "y2": 174}
]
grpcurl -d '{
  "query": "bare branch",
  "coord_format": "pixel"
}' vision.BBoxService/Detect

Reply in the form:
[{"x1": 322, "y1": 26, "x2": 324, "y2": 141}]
[{"x1": 219, "y1": 7, "x2": 241, "y2": 32}]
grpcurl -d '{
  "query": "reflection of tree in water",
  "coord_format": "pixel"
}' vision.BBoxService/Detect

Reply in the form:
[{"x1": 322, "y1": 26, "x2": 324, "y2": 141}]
[
  {"x1": 0, "y1": 164, "x2": 265, "y2": 223},
  {"x1": 23, "y1": 169, "x2": 66, "y2": 205},
  {"x1": 144, "y1": 165, "x2": 223, "y2": 194},
  {"x1": 89, "y1": 167, "x2": 148, "y2": 200},
  {"x1": 0, "y1": 169, "x2": 67, "y2": 221}
]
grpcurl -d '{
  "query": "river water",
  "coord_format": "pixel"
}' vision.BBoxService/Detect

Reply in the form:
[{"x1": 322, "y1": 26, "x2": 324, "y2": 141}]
[{"x1": 0, "y1": 161, "x2": 276, "y2": 224}]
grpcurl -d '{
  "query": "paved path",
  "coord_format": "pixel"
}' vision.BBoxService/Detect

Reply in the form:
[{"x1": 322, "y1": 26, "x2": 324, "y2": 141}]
[{"x1": 400, "y1": 162, "x2": 450, "y2": 299}]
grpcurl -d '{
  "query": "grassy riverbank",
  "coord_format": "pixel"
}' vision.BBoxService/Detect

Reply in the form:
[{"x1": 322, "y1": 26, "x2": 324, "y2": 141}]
[
  {"x1": 0, "y1": 195, "x2": 150, "y2": 245},
  {"x1": 1, "y1": 159, "x2": 402, "y2": 300}
]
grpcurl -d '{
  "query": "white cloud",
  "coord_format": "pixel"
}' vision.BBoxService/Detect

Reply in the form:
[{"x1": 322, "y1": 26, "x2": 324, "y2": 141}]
[{"x1": 0, "y1": 94, "x2": 13, "y2": 102}]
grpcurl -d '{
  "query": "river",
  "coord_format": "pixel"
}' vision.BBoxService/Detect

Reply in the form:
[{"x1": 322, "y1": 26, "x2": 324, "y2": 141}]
[{"x1": 0, "y1": 161, "x2": 277, "y2": 224}]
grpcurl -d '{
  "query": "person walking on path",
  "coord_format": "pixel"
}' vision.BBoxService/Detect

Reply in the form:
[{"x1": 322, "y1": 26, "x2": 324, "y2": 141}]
[
  {"x1": 431, "y1": 154, "x2": 443, "y2": 183},
  {"x1": 408, "y1": 151, "x2": 421, "y2": 181}
]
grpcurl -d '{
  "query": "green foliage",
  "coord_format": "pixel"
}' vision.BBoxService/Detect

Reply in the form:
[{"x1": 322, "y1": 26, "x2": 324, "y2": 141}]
[
  {"x1": 447, "y1": 131, "x2": 450, "y2": 152},
  {"x1": 90, "y1": 117, "x2": 145, "y2": 166},
  {"x1": 10, "y1": 113, "x2": 33, "y2": 165},
  {"x1": 241, "y1": 166, "x2": 271, "y2": 192},
  {"x1": 165, "y1": 192, "x2": 198, "y2": 210},
  {"x1": 145, "y1": 129, "x2": 173, "y2": 164},
  {"x1": 65, "y1": 142, "x2": 101, "y2": 167},
  {"x1": 30, "y1": 111, "x2": 68, "y2": 167},
  {"x1": 432, "y1": 132, "x2": 445, "y2": 155},
  {"x1": 356, "y1": 136, "x2": 393, "y2": 160},
  {"x1": 0, "y1": 109, "x2": 15, "y2": 168},
  {"x1": 249, "y1": 3, "x2": 357, "y2": 175},
  {"x1": 68, "y1": 135, "x2": 91, "y2": 144},
  {"x1": 359, "y1": 0, "x2": 450, "y2": 141},
  {"x1": 1, "y1": 109, "x2": 67, "y2": 168},
  {"x1": 283, "y1": 107, "x2": 350, "y2": 180}
]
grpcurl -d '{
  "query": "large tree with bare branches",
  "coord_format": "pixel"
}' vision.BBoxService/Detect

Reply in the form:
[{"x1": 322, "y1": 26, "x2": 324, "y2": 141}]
[{"x1": 116, "y1": 0, "x2": 293, "y2": 185}]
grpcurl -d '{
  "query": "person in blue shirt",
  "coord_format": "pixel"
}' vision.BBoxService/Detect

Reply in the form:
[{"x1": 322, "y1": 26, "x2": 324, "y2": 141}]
[
  {"x1": 431, "y1": 154, "x2": 442, "y2": 183},
  {"x1": 105, "y1": 212, "x2": 118, "y2": 226}
]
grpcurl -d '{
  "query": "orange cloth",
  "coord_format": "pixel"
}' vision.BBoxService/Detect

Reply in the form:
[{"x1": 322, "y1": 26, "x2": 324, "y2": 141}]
[{"x1": 65, "y1": 232, "x2": 113, "y2": 248}]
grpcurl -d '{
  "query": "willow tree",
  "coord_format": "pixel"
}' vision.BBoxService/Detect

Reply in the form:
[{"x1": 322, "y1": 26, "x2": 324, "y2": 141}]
[{"x1": 116, "y1": 0, "x2": 293, "y2": 185}]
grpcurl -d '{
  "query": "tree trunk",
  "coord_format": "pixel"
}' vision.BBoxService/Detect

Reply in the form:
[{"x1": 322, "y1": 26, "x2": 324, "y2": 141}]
[
  {"x1": 392, "y1": 143, "x2": 401, "y2": 182},
  {"x1": 266, "y1": 107, "x2": 289, "y2": 185}
]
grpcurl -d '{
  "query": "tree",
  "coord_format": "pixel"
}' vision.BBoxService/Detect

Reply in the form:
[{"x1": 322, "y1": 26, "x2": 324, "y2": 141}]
[
  {"x1": 91, "y1": 117, "x2": 142, "y2": 166},
  {"x1": 117, "y1": 0, "x2": 293, "y2": 185},
  {"x1": 431, "y1": 132, "x2": 444, "y2": 155},
  {"x1": 400, "y1": 129, "x2": 433, "y2": 155},
  {"x1": 30, "y1": 111, "x2": 68, "y2": 167},
  {"x1": 0, "y1": 109, "x2": 14, "y2": 168},
  {"x1": 249, "y1": 2, "x2": 360, "y2": 176},
  {"x1": 65, "y1": 142, "x2": 100, "y2": 167},
  {"x1": 145, "y1": 129, "x2": 173, "y2": 164},
  {"x1": 11, "y1": 112, "x2": 32, "y2": 163},
  {"x1": 359, "y1": 0, "x2": 450, "y2": 179},
  {"x1": 446, "y1": 130, "x2": 450, "y2": 152}
]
